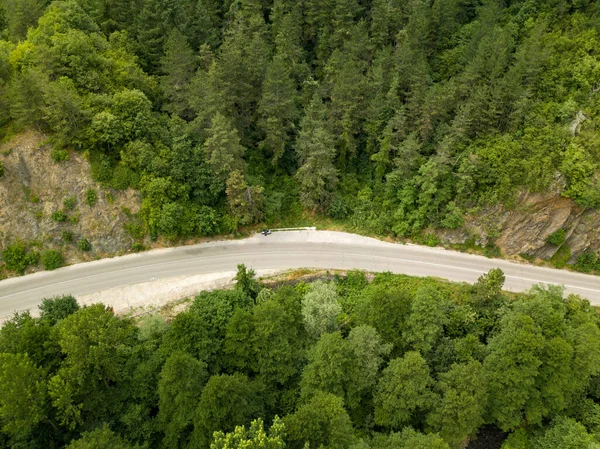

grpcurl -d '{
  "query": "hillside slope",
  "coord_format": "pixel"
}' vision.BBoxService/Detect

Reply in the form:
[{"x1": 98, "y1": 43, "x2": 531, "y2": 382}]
[{"x1": 0, "y1": 132, "x2": 141, "y2": 276}]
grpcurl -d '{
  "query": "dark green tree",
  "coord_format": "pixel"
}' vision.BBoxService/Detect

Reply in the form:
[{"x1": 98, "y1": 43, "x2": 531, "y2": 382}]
[
  {"x1": 191, "y1": 373, "x2": 264, "y2": 448},
  {"x1": 284, "y1": 391, "x2": 354, "y2": 449},
  {"x1": 258, "y1": 54, "x2": 298, "y2": 165},
  {"x1": 295, "y1": 93, "x2": 338, "y2": 212},
  {"x1": 374, "y1": 352, "x2": 437, "y2": 429},
  {"x1": 39, "y1": 295, "x2": 80, "y2": 325},
  {"x1": 158, "y1": 352, "x2": 208, "y2": 449},
  {"x1": 160, "y1": 28, "x2": 197, "y2": 120}
]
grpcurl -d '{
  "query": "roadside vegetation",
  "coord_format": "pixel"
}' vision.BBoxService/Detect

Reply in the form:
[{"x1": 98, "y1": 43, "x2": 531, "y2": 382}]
[{"x1": 1, "y1": 267, "x2": 600, "y2": 448}]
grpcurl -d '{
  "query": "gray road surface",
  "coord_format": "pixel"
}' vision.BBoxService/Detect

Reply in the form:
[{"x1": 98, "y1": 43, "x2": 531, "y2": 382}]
[{"x1": 1, "y1": 230, "x2": 600, "y2": 317}]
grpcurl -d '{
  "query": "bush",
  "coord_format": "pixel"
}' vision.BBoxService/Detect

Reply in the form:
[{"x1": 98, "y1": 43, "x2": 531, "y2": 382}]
[
  {"x1": 41, "y1": 250, "x2": 64, "y2": 270},
  {"x1": 424, "y1": 233, "x2": 440, "y2": 247},
  {"x1": 51, "y1": 148, "x2": 69, "y2": 162},
  {"x1": 547, "y1": 229, "x2": 566, "y2": 246},
  {"x1": 124, "y1": 221, "x2": 145, "y2": 239},
  {"x1": 63, "y1": 196, "x2": 76, "y2": 210},
  {"x1": 86, "y1": 188, "x2": 97, "y2": 207},
  {"x1": 61, "y1": 230, "x2": 74, "y2": 243},
  {"x1": 77, "y1": 238, "x2": 91, "y2": 251},
  {"x1": 573, "y1": 250, "x2": 599, "y2": 273},
  {"x1": 1, "y1": 241, "x2": 39, "y2": 274},
  {"x1": 131, "y1": 242, "x2": 145, "y2": 252},
  {"x1": 90, "y1": 151, "x2": 114, "y2": 183},
  {"x1": 111, "y1": 164, "x2": 140, "y2": 190},
  {"x1": 327, "y1": 194, "x2": 348, "y2": 219},
  {"x1": 484, "y1": 243, "x2": 501, "y2": 258},
  {"x1": 0, "y1": 160, "x2": 4, "y2": 177},
  {"x1": 51, "y1": 210, "x2": 67, "y2": 222}
]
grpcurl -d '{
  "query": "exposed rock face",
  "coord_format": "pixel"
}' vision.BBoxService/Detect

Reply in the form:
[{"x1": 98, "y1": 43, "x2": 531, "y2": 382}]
[
  {"x1": 0, "y1": 132, "x2": 142, "y2": 271},
  {"x1": 440, "y1": 191, "x2": 600, "y2": 262}
]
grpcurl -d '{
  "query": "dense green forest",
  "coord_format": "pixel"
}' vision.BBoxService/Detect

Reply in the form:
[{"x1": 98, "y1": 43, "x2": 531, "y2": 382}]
[
  {"x1": 1, "y1": 268, "x2": 600, "y2": 448},
  {"x1": 1, "y1": 0, "x2": 600, "y2": 240}
]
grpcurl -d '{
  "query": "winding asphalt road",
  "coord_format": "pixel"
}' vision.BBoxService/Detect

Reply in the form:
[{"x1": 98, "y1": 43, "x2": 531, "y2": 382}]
[{"x1": 1, "y1": 230, "x2": 600, "y2": 317}]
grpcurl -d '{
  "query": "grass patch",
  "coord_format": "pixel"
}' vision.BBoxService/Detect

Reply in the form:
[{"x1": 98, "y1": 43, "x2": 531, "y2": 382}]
[{"x1": 550, "y1": 244, "x2": 571, "y2": 269}]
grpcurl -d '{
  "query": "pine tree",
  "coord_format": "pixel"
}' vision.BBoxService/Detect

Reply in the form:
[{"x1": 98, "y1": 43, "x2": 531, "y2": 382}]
[
  {"x1": 258, "y1": 54, "x2": 298, "y2": 165},
  {"x1": 203, "y1": 113, "x2": 246, "y2": 194},
  {"x1": 134, "y1": 0, "x2": 183, "y2": 73},
  {"x1": 226, "y1": 170, "x2": 264, "y2": 225},
  {"x1": 295, "y1": 93, "x2": 338, "y2": 211},
  {"x1": 160, "y1": 29, "x2": 197, "y2": 120}
]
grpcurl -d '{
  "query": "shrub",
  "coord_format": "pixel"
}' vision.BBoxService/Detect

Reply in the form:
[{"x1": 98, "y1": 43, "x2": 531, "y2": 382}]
[
  {"x1": 441, "y1": 202, "x2": 464, "y2": 229},
  {"x1": 124, "y1": 221, "x2": 144, "y2": 239},
  {"x1": 51, "y1": 211, "x2": 67, "y2": 222},
  {"x1": 77, "y1": 238, "x2": 91, "y2": 251},
  {"x1": 51, "y1": 148, "x2": 69, "y2": 162},
  {"x1": 0, "y1": 160, "x2": 4, "y2": 177},
  {"x1": 573, "y1": 250, "x2": 599, "y2": 273},
  {"x1": 41, "y1": 250, "x2": 64, "y2": 270},
  {"x1": 424, "y1": 233, "x2": 440, "y2": 247},
  {"x1": 63, "y1": 196, "x2": 76, "y2": 210},
  {"x1": 131, "y1": 242, "x2": 145, "y2": 252},
  {"x1": 546, "y1": 229, "x2": 566, "y2": 246},
  {"x1": 1, "y1": 241, "x2": 39, "y2": 274},
  {"x1": 111, "y1": 164, "x2": 140, "y2": 190},
  {"x1": 484, "y1": 243, "x2": 501, "y2": 258},
  {"x1": 90, "y1": 151, "x2": 113, "y2": 183},
  {"x1": 61, "y1": 230, "x2": 74, "y2": 243},
  {"x1": 86, "y1": 188, "x2": 97, "y2": 207},
  {"x1": 327, "y1": 194, "x2": 348, "y2": 219}
]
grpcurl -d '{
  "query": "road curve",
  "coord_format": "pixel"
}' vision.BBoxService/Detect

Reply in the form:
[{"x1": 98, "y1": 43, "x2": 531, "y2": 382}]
[{"x1": 1, "y1": 230, "x2": 600, "y2": 317}]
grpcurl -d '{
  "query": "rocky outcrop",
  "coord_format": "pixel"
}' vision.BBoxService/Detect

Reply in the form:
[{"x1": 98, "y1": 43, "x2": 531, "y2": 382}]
[
  {"x1": 0, "y1": 132, "x2": 142, "y2": 271},
  {"x1": 439, "y1": 191, "x2": 600, "y2": 262}
]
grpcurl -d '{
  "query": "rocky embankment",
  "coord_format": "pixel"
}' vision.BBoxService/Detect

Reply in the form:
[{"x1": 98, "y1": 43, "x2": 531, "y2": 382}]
[
  {"x1": 440, "y1": 191, "x2": 599, "y2": 263},
  {"x1": 0, "y1": 132, "x2": 142, "y2": 275}
]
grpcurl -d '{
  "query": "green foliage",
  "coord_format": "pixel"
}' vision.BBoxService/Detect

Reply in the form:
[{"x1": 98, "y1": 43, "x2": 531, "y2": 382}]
[
  {"x1": 374, "y1": 352, "x2": 437, "y2": 429},
  {"x1": 158, "y1": 352, "x2": 208, "y2": 448},
  {"x1": 0, "y1": 353, "x2": 48, "y2": 440},
  {"x1": 48, "y1": 304, "x2": 137, "y2": 429},
  {"x1": 66, "y1": 424, "x2": 133, "y2": 448},
  {"x1": 63, "y1": 196, "x2": 77, "y2": 210},
  {"x1": 427, "y1": 361, "x2": 487, "y2": 446},
  {"x1": 574, "y1": 250, "x2": 600, "y2": 273},
  {"x1": 41, "y1": 249, "x2": 63, "y2": 270},
  {"x1": 301, "y1": 280, "x2": 341, "y2": 339},
  {"x1": 62, "y1": 230, "x2": 74, "y2": 242},
  {"x1": 51, "y1": 148, "x2": 69, "y2": 162},
  {"x1": 1, "y1": 240, "x2": 39, "y2": 274},
  {"x1": 546, "y1": 229, "x2": 566, "y2": 246},
  {"x1": 529, "y1": 417, "x2": 598, "y2": 449},
  {"x1": 191, "y1": 373, "x2": 264, "y2": 448},
  {"x1": 234, "y1": 264, "x2": 261, "y2": 301},
  {"x1": 51, "y1": 210, "x2": 67, "y2": 222},
  {"x1": 211, "y1": 417, "x2": 285, "y2": 449},
  {"x1": 295, "y1": 93, "x2": 338, "y2": 212},
  {"x1": 39, "y1": 295, "x2": 80, "y2": 325},
  {"x1": 85, "y1": 189, "x2": 97, "y2": 207},
  {"x1": 0, "y1": 271, "x2": 599, "y2": 447},
  {"x1": 284, "y1": 391, "x2": 354, "y2": 449},
  {"x1": 550, "y1": 243, "x2": 571, "y2": 268},
  {"x1": 77, "y1": 238, "x2": 91, "y2": 252},
  {"x1": 0, "y1": 160, "x2": 4, "y2": 177}
]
